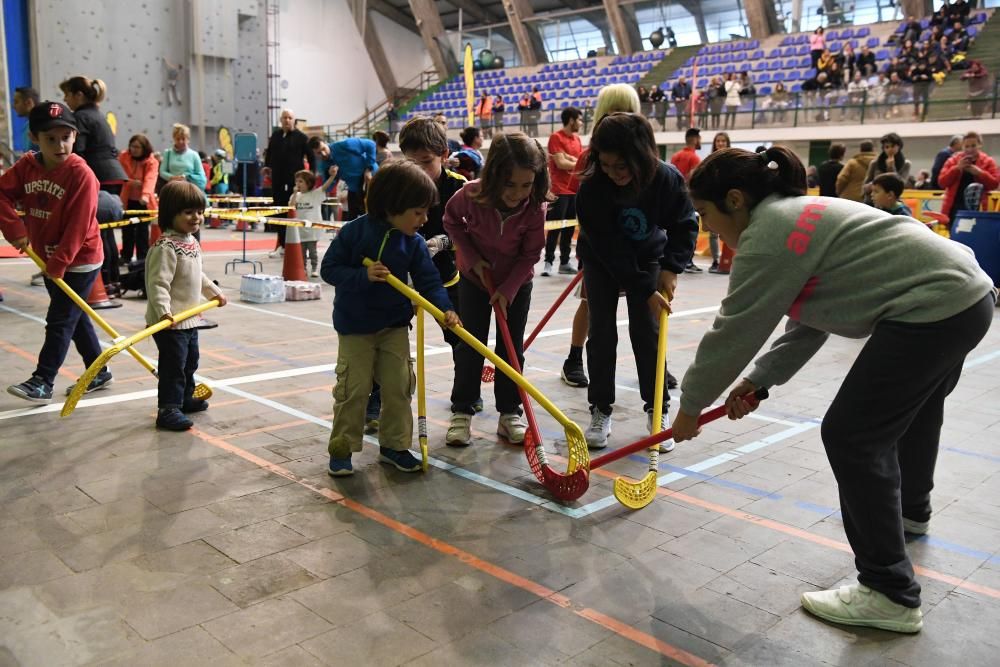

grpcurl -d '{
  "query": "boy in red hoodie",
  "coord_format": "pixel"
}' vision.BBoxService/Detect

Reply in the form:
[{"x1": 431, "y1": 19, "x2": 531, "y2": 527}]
[{"x1": 0, "y1": 101, "x2": 108, "y2": 403}]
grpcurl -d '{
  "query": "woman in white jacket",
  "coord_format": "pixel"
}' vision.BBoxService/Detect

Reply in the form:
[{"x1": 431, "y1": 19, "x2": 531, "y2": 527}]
[{"x1": 723, "y1": 72, "x2": 742, "y2": 129}]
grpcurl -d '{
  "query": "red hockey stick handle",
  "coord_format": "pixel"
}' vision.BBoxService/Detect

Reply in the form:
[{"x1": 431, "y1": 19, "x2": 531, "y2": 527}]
[
  {"x1": 589, "y1": 388, "x2": 769, "y2": 470},
  {"x1": 524, "y1": 270, "x2": 583, "y2": 351}
]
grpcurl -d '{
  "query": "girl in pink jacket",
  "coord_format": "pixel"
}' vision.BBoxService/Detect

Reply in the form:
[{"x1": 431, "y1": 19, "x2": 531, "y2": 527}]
[{"x1": 442, "y1": 133, "x2": 550, "y2": 447}]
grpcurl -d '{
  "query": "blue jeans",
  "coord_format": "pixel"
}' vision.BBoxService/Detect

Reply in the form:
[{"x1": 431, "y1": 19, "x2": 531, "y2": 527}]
[
  {"x1": 36, "y1": 270, "x2": 102, "y2": 386},
  {"x1": 152, "y1": 328, "x2": 200, "y2": 409}
]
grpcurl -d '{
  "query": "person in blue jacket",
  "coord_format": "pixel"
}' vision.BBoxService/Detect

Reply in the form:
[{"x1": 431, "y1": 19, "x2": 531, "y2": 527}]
[
  {"x1": 320, "y1": 160, "x2": 460, "y2": 477},
  {"x1": 309, "y1": 135, "x2": 378, "y2": 222}
]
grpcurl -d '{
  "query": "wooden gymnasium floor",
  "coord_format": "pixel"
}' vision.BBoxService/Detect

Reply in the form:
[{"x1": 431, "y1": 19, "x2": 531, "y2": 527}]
[{"x1": 1, "y1": 225, "x2": 999, "y2": 666}]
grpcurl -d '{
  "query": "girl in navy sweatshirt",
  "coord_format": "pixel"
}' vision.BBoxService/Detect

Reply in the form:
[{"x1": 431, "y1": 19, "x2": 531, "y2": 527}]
[
  {"x1": 676, "y1": 145, "x2": 994, "y2": 634},
  {"x1": 575, "y1": 112, "x2": 698, "y2": 450}
]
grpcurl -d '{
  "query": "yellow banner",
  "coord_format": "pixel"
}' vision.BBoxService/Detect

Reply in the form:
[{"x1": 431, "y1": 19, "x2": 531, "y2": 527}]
[{"x1": 465, "y1": 43, "x2": 475, "y2": 128}]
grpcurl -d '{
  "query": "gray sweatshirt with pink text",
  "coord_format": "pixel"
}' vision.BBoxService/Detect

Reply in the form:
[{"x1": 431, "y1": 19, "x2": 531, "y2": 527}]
[{"x1": 680, "y1": 194, "x2": 994, "y2": 415}]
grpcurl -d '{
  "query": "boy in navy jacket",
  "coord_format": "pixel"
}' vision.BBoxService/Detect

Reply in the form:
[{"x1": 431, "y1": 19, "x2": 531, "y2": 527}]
[{"x1": 321, "y1": 160, "x2": 460, "y2": 476}]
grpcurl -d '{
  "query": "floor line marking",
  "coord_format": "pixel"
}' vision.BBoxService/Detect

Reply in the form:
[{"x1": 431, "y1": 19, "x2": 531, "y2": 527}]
[{"x1": 187, "y1": 425, "x2": 715, "y2": 667}]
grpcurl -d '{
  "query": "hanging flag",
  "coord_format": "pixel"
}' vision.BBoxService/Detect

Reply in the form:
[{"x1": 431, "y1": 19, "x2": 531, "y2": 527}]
[{"x1": 464, "y1": 43, "x2": 475, "y2": 128}]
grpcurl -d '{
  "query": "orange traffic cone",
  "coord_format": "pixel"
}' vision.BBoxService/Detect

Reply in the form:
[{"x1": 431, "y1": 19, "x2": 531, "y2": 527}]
[
  {"x1": 87, "y1": 272, "x2": 123, "y2": 309},
  {"x1": 282, "y1": 224, "x2": 307, "y2": 282},
  {"x1": 718, "y1": 241, "x2": 735, "y2": 274},
  {"x1": 149, "y1": 224, "x2": 162, "y2": 246}
]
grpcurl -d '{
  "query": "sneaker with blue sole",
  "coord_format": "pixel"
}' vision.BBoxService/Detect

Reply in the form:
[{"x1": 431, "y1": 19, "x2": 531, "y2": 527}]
[
  {"x1": 328, "y1": 457, "x2": 354, "y2": 477},
  {"x1": 65, "y1": 367, "x2": 113, "y2": 396},
  {"x1": 379, "y1": 447, "x2": 422, "y2": 472},
  {"x1": 7, "y1": 375, "x2": 53, "y2": 404}
]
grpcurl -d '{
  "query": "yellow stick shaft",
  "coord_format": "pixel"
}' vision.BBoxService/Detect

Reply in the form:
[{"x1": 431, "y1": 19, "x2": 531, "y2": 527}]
[
  {"x1": 651, "y1": 307, "x2": 668, "y2": 438},
  {"x1": 416, "y1": 307, "x2": 428, "y2": 471},
  {"x1": 363, "y1": 258, "x2": 574, "y2": 429},
  {"x1": 24, "y1": 247, "x2": 157, "y2": 374}
]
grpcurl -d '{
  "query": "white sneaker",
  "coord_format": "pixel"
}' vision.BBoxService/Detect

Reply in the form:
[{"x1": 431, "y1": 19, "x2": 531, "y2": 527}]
[
  {"x1": 497, "y1": 413, "x2": 527, "y2": 444},
  {"x1": 646, "y1": 408, "x2": 674, "y2": 453},
  {"x1": 585, "y1": 407, "x2": 612, "y2": 449},
  {"x1": 310, "y1": 269, "x2": 319, "y2": 278},
  {"x1": 801, "y1": 584, "x2": 923, "y2": 634},
  {"x1": 30, "y1": 272, "x2": 44, "y2": 287},
  {"x1": 541, "y1": 261, "x2": 553, "y2": 277},
  {"x1": 268, "y1": 247, "x2": 284, "y2": 258},
  {"x1": 446, "y1": 412, "x2": 472, "y2": 447}
]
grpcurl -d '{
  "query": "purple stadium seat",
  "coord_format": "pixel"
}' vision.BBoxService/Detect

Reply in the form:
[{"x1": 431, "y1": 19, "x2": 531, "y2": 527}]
[
  {"x1": 757, "y1": 72, "x2": 772, "y2": 83},
  {"x1": 760, "y1": 85, "x2": 772, "y2": 95},
  {"x1": 857, "y1": 27, "x2": 870, "y2": 38}
]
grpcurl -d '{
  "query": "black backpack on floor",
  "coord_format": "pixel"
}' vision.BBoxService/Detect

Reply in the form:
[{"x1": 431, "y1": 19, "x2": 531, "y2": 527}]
[{"x1": 120, "y1": 260, "x2": 147, "y2": 298}]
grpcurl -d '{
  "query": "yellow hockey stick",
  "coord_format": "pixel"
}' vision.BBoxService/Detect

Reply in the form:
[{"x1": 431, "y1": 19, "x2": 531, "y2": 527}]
[
  {"x1": 62, "y1": 300, "x2": 220, "y2": 416},
  {"x1": 364, "y1": 258, "x2": 589, "y2": 475}
]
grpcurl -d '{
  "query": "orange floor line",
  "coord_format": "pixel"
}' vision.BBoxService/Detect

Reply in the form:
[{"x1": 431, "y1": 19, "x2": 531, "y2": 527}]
[
  {"x1": 550, "y1": 453, "x2": 1000, "y2": 601},
  {"x1": 0, "y1": 339, "x2": 79, "y2": 381},
  {"x1": 189, "y1": 426, "x2": 715, "y2": 667}
]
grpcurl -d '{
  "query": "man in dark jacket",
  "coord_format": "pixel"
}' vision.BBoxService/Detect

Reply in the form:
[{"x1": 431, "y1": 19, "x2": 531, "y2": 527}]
[
  {"x1": 671, "y1": 77, "x2": 693, "y2": 130},
  {"x1": 264, "y1": 108, "x2": 313, "y2": 253},
  {"x1": 931, "y1": 135, "x2": 962, "y2": 189},
  {"x1": 818, "y1": 143, "x2": 846, "y2": 197}
]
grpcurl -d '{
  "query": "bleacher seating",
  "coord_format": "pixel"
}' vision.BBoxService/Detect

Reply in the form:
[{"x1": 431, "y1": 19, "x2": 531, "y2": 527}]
[
  {"x1": 404, "y1": 51, "x2": 667, "y2": 129},
  {"x1": 400, "y1": 10, "x2": 990, "y2": 130}
]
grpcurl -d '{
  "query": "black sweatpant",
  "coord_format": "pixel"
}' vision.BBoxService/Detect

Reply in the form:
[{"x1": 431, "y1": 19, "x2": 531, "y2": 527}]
[
  {"x1": 583, "y1": 258, "x2": 668, "y2": 414},
  {"x1": 36, "y1": 270, "x2": 102, "y2": 386},
  {"x1": 450, "y1": 279, "x2": 531, "y2": 415},
  {"x1": 121, "y1": 199, "x2": 149, "y2": 262},
  {"x1": 544, "y1": 194, "x2": 577, "y2": 266},
  {"x1": 821, "y1": 293, "x2": 993, "y2": 608},
  {"x1": 152, "y1": 328, "x2": 200, "y2": 409}
]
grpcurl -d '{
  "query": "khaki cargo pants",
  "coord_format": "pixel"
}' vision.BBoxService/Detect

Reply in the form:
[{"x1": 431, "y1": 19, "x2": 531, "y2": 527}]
[{"x1": 328, "y1": 327, "x2": 415, "y2": 458}]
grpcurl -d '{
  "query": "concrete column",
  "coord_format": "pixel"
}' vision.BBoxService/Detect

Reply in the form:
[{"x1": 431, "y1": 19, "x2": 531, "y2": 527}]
[
  {"x1": 620, "y1": 5, "x2": 646, "y2": 55},
  {"x1": 744, "y1": 0, "x2": 781, "y2": 39},
  {"x1": 900, "y1": 0, "x2": 934, "y2": 19},
  {"x1": 501, "y1": 0, "x2": 546, "y2": 66},
  {"x1": 349, "y1": 0, "x2": 399, "y2": 100},
  {"x1": 602, "y1": 0, "x2": 639, "y2": 55},
  {"x1": 679, "y1": 0, "x2": 709, "y2": 45},
  {"x1": 409, "y1": 0, "x2": 459, "y2": 78}
]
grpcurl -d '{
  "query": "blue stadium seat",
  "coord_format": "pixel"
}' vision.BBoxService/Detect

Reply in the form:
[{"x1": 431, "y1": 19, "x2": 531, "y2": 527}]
[
  {"x1": 827, "y1": 30, "x2": 839, "y2": 40},
  {"x1": 791, "y1": 83, "x2": 803, "y2": 93},
  {"x1": 876, "y1": 49, "x2": 889, "y2": 60},
  {"x1": 867, "y1": 37, "x2": 879, "y2": 48},
  {"x1": 772, "y1": 71, "x2": 786, "y2": 82},
  {"x1": 857, "y1": 27, "x2": 870, "y2": 38},
  {"x1": 841, "y1": 28, "x2": 854, "y2": 39},
  {"x1": 735, "y1": 52, "x2": 747, "y2": 62},
  {"x1": 782, "y1": 46, "x2": 796, "y2": 57},
  {"x1": 759, "y1": 85, "x2": 772, "y2": 96},
  {"x1": 757, "y1": 72, "x2": 771, "y2": 83},
  {"x1": 768, "y1": 60, "x2": 781, "y2": 71},
  {"x1": 754, "y1": 61, "x2": 767, "y2": 72}
]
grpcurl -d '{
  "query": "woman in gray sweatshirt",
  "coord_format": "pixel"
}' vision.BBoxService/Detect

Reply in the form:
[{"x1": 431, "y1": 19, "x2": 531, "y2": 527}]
[{"x1": 674, "y1": 145, "x2": 994, "y2": 634}]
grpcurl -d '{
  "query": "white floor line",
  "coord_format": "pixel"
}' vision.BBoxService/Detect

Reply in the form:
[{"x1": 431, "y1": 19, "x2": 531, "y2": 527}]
[{"x1": 550, "y1": 420, "x2": 819, "y2": 518}]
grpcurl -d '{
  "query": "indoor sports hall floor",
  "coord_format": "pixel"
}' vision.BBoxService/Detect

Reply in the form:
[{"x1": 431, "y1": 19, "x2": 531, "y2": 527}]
[{"x1": 1, "y1": 227, "x2": 999, "y2": 666}]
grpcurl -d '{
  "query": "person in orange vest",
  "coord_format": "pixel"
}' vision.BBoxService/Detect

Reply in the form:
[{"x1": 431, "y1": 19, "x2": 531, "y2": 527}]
[{"x1": 476, "y1": 92, "x2": 494, "y2": 140}]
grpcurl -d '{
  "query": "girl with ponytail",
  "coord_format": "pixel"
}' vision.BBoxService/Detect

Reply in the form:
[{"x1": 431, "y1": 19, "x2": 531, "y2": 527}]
[
  {"x1": 674, "y1": 144, "x2": 994, "y2": 633},
  {"x1": 59, "y1": 76, "x2": 127, "y2": 189},
  {"x1": 61, "y1": 75, "x2": 129, "y2": 289}
]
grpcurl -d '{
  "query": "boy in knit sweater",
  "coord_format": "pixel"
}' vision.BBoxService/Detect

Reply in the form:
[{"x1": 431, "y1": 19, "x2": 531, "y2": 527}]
[{"x1": 146, "y1": 181, "x2": 226, "y2": 431}]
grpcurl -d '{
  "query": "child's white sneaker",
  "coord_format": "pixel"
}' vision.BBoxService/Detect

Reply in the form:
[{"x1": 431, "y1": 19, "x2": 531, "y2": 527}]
[
  {"x1": 585, "y1": 407, "x2": 612, "y2": 449},
  {"x1": 646, "y1": 408, "x2": 674, "y2": 453},
  {"x1": 497, "y1": 413, "x2": 527, "y2": 444},
  {"x1": 800, "y1": 584, "x2": 923, "y2": 634},
  {"x1": 446, "y1": 413, "x2": 472, "y2": 447}
]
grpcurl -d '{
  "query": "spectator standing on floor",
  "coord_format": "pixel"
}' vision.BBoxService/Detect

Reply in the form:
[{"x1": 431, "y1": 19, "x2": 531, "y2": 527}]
[
  {"x1": 118, "y1": 134, "x2": 159, "y2": 264},
  {"x1": 931, "y1": 135, "x2": 963, "y2": 189},
  {"x1": 837, "y1": 140, "x2": 878, "y2": 202},
  {"x1": 372, "y1": 131, "x2": 392, "y2": 166},
  {"x1": 263, "y1": 109, "x2": 312, "y2": 256},
  {"x1": 864, "y1": 133, "x2": 912, "y2": 205},
  {"x1": 61, "y1": 76, "x2": 129, "y2": 291},
  {"x1": 476, "y1": 92, "x2": 494, "y2": 140},
  {"x1": 309, "y1": 135, "x2": 378, "y2": 223},
  {"x1": 938, "y1": 131, "x2": 1000, "y2": 223},
  {"x1": 669, "y1": 127, "x2": 702, "y2": 182},
  {"x1": 492, "y1": 95, "x2": 506, "y2": 134},
  {"x1": 542, "y1": 106, "x2": 583, "y2": 277},
  {"x1": 818, "y1": 143, "x2": 846, "y2": 197}
]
